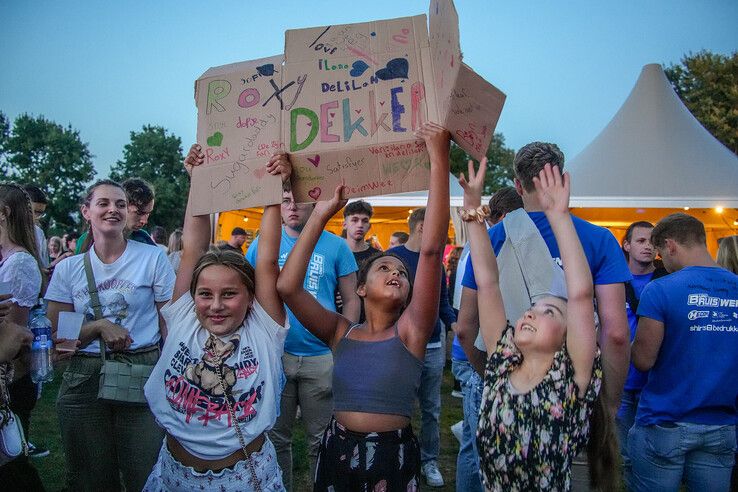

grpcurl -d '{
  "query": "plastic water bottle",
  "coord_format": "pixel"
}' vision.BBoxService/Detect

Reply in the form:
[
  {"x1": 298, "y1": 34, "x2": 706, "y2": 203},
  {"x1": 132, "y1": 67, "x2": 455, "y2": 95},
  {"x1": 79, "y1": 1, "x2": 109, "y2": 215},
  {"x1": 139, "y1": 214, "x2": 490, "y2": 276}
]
[
  {"x1": 30, "y1": 336, "x2": 53, "y2": 384},
  {"x1": 29, "y1": 310, "x2": 54, "y2": 383}
]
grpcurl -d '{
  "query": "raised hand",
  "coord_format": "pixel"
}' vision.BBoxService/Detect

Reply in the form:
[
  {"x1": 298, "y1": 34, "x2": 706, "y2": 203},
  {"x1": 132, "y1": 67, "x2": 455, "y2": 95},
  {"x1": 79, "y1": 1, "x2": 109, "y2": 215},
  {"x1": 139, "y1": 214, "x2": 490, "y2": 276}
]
[
  {"x1": 313, "y1": 182, "x2": 348, "y2": 219},
  {"x1": 458, "y1": 157, "x2": 488, "y2": 208},
  {"x1": 533, "y1": 163, "x2": 570, "y2": 216},
  {"x1": 183, "y1": 144, "x2": 205, "y2": 177},
  {"x1": 267, "y1": 152, "x2": 292, "y2": 183},
  {"x1": 415, "y1": 122, "x2": 450, "y2": 163}
]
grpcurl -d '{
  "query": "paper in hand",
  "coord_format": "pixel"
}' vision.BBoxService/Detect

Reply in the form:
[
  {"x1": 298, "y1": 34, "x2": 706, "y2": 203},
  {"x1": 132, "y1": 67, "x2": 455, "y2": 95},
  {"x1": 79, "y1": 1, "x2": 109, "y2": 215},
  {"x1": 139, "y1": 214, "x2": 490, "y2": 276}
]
[{"x1": 56, "y1": 312, "x2": 84, "y2": 352}]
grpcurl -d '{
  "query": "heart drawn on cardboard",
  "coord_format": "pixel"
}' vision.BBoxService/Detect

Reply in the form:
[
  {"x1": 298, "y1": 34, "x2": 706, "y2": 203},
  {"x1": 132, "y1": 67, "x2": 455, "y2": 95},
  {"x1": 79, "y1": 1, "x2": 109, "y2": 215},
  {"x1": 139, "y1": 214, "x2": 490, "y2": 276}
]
[
  {"x1": 206, "y1": 131, "x2": 223, "y2": 147},
  {"x1": 308, "y1": 187, "x2": 322, "y2": 200},
  {"x1": 307, "y1": 155, "x2": 320, "y2": 167}
]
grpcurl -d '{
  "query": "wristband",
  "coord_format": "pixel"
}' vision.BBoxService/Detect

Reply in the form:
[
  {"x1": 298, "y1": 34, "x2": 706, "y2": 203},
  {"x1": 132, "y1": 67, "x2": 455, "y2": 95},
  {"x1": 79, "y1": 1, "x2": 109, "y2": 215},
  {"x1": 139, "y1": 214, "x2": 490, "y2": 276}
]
[{"x1": 458, "y1": 205, "x2": 490, "y2": 223}]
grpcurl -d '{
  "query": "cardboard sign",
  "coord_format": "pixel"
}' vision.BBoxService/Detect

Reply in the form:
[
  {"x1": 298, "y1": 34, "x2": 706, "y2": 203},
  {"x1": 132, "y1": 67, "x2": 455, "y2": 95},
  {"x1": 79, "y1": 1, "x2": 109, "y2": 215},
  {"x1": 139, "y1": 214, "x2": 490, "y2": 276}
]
[
  {"x1": 192, "y1": 0, "x2": 505, "y2": 212},
  {"x1": 430, "y1": 0, "x2": 506, "y2": 160},
  {"x1": 191, "y1": 55, "x2": 286, "y2": 215},
  {"x1": 284, "y1": 15, "x2": 440, "y2": 202}
]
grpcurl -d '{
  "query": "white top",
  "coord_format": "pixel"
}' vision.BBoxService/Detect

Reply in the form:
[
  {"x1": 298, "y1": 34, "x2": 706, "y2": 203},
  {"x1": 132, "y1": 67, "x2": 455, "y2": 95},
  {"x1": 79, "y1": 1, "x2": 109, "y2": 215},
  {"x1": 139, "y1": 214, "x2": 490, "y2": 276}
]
[
  {"x1": 45, "y1": 241, "x2": 175, "y2": 354},
  {"x1": 0, "y1": 251, "x2": 42, "y2": 308},
  {"x1": 144, "y1": 293, "x2": 288, "y2": 460}
]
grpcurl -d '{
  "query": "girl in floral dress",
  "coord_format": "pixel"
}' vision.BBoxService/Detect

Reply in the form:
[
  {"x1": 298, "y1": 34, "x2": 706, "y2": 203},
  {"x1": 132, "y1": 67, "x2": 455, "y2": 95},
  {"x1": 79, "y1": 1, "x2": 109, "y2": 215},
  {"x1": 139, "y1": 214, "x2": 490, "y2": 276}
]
[{"x1": 459, "y1": 161, "x2": 613, "y2": 491}]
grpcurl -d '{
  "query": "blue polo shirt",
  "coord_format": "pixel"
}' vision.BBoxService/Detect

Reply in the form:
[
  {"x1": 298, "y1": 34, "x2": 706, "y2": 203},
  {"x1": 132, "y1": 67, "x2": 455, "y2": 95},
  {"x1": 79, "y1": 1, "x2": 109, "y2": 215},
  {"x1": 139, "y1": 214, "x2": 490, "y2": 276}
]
[{"x1": 635, "y1": 266, "x2": 738, "y2": 426}]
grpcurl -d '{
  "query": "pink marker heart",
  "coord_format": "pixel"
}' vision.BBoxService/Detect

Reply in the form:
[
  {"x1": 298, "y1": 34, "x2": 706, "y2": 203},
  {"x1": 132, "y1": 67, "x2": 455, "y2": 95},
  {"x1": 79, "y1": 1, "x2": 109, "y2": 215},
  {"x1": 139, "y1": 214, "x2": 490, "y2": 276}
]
[
  {"x1": 379, "y1": 101, "x2": 385, "y2": 106},
  {"x1": 307, "y1": 155, "x2": 320, "y2": 167},
  {"x1": 306, "y1": 122, "x2": 312, "y2": 127},
  {"x1": 308, "y1": 187, "x2": 321, "y2": 200},
  {"x1": 330, "y1": 113, "x2": 335, "y2": 118},
  {"x1": 355, "y1": 109, "x2": 362, "y2": 115},
  {"x1": 253, "y1": 167, "x2": 266, "y2": 179}
]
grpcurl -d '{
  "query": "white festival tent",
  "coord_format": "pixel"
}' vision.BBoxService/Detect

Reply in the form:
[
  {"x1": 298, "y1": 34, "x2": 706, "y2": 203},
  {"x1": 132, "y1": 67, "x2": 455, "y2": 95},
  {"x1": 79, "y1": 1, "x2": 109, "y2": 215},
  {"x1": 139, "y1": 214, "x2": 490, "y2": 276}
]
[{"x1": 566, "y1": 63, "x2": 738, "y2": 250}]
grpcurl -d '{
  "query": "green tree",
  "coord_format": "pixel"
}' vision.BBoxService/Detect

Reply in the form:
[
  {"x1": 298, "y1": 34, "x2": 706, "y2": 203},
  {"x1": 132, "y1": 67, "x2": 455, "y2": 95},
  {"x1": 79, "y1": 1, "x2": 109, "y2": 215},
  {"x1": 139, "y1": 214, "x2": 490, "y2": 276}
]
[
  {"x1": 665, "y1": 50, "x2": 738, "y2": 155},
  {"x1": 109, "y1": 125, "x2": 187, "y2": 234},
  {"x1": 1, "y1": 113, "x2": 96, "y2": 234},
  {"x1": 0, "y1": 112, "x2": 9, "y2": 159},
  {"x1": 449, "y1": 132, "x2": 516, "y2": 195}
]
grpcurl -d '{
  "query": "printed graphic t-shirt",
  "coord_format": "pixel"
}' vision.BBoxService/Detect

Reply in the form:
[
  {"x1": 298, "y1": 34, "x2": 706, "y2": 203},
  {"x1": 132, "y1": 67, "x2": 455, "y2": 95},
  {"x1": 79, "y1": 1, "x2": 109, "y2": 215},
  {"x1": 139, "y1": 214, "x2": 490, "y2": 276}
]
[
  {"x1": 45, "y1": 240, "x2": 175, "y2": 354},
  {"x1": 145, "y1": 293, "x2": 289, "y2": 460},
  {"x1": 635, "y1": 266, "x2": 738, "y2": 426},
  {"x1": 246, "y1": 228, "x2": 357, "y2": 356}
]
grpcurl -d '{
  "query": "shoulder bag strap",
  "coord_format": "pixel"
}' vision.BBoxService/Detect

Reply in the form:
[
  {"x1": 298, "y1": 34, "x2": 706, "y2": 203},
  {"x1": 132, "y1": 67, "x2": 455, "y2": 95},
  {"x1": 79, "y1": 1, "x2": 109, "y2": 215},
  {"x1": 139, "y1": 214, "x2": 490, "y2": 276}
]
[{"x1": 83, "y1": 252, "x2": 106, "y2": 361}]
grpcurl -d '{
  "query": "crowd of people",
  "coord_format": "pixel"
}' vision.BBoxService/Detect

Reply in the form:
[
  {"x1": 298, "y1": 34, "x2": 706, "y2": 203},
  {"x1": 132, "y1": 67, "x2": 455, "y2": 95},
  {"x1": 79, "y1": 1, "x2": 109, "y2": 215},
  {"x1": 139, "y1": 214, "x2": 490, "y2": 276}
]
[{"x1": 0, "y1": 124, "x2": 736, "y2": 491}]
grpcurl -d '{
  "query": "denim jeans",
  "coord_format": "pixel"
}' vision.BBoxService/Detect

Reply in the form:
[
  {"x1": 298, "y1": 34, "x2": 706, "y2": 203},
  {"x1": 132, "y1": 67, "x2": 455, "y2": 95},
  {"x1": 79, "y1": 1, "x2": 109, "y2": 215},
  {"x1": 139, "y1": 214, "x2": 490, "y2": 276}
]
[
  {"x1": 628, "y1": 422, "x2": 737, "y2": 491},
  {"x1": 418, "y1": 342, "x2": 445, "y2": 464},
  {"x1": 451, "y1": 359, "x2": 483, "y2": 492},
  {"x1": 616, "y1": 389, "x2": 641, "y2": 487},
  {"x1": 268, "y1": 352, "x2": 333, "y2": 491}
]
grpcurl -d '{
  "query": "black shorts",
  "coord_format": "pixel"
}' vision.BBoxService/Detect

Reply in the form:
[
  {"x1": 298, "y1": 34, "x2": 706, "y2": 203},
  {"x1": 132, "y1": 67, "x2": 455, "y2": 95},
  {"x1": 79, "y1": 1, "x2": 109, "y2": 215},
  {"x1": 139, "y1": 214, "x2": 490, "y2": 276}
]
[{"x1": 314, "y1": 415, "x2": 420, "y2": 492}]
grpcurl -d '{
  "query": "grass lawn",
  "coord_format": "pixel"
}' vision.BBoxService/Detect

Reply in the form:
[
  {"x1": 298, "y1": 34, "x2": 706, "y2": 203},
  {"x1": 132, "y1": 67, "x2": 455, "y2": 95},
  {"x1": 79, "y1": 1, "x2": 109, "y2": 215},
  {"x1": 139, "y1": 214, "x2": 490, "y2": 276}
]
[{"x1": 29, "y1": 363, "x2": 465, "y2": 491}]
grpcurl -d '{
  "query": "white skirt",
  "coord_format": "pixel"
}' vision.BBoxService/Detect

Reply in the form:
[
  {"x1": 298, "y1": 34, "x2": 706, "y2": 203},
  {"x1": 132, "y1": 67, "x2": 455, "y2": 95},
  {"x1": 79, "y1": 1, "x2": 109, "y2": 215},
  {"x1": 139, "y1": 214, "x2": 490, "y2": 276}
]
[{"x1": 143, "y1": 436, "x2": 285, "y2": 492}]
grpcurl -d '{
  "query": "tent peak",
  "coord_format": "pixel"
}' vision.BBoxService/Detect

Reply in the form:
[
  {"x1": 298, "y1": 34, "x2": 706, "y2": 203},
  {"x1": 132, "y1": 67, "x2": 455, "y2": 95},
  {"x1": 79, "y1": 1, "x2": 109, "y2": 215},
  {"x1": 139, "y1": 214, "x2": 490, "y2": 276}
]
[{"x1": 568, "y1": 63, "x2": 738, "y2": 208}]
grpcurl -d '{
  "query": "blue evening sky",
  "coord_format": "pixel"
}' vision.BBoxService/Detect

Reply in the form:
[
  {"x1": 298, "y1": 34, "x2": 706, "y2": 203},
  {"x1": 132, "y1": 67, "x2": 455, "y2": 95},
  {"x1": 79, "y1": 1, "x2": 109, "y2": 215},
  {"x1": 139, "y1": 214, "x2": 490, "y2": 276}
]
[{"x1": 1, "y1": 0, "x2": 736, "y2": 177}]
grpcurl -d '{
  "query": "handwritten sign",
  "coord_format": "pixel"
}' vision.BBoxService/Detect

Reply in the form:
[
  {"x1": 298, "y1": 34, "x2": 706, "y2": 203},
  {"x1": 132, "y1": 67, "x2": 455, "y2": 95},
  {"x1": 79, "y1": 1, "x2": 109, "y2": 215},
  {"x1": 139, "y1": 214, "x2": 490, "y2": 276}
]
[
  {"x1": 192, "y1": 55, "x2": 286, "y2": 215},
  {"x1": 192, "y1": 0, "x2": 505, "y2": 211},
  {"x1": 430, "y1": 0, "x2": 506, "y2": 160},
  {"x1": 283, "y1": 15, "x2": 440, "y2": 202},
  {"x1": 285, "y1": 0, "x2": 505, "y2": 201}
]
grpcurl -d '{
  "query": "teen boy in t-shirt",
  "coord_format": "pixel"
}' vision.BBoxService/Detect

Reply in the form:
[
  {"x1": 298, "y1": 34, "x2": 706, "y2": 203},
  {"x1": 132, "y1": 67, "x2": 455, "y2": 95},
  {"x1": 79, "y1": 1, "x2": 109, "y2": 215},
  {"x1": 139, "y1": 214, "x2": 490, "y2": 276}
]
[
  {"x1": 343, "y1": 200, "x2": 381, "y2": 267},
  {"x1": 630, "y1": 213, "x2": 738, "y2": 491}
]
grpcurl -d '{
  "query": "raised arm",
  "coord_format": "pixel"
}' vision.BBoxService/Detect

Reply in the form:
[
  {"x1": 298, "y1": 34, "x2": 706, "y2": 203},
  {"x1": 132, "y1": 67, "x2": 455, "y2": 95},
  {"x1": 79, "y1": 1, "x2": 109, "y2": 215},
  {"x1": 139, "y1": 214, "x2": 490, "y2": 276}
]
[
  {"x1": 174, "y1": 144, "x2": 210, "y2": 303},
  {"x1": 400, "y1": 123, "x2": 450, "y2": 351},
  {"x1": 534, "y1": 164, "x2": 596, "y2": 396},
  {"x1": 458, "y1": 159, "x2": 507, "y2": 352},
  {"x1": 276, "y1": 185, "x2": 349, "y2": 348},
  {"x1": 254, "y1": 152, "x2": 290, "y2": 325}
]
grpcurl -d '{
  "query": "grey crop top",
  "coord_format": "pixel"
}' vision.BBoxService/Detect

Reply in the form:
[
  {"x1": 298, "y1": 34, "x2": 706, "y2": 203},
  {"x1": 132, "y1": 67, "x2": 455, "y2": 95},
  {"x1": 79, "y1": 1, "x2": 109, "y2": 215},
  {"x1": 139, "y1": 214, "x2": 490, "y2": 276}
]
[{"x1": 332, "y1": 323, "x2": 424, "y2": 418}]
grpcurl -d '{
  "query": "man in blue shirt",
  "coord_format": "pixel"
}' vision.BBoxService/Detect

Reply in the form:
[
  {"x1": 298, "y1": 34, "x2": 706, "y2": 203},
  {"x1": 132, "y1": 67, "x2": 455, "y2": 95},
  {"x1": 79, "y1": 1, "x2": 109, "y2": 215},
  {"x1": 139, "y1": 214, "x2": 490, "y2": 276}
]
[
  {"x1": 246, "y1": 186, "x2": 359, "y2": 491},
  {"x1": 388, "y1": 207, "x2": 457, "y2": 488},
  {"x1": 617, "y1": 221, "x2": 668, "y2": 484},
  {"x1": 631, "y1": 213, "x2": 738, "y2": 491},
  {"x1": 457, "y1": 142, "x2": 631, "y2": 408}
]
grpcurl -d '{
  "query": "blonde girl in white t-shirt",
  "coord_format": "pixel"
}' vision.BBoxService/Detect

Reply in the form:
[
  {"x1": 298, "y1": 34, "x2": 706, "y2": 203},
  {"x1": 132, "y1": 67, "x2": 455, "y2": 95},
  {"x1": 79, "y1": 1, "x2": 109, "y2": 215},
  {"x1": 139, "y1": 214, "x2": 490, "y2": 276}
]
[{"x1": 143, "y1": 145, "x2": 290, "y2": 491}]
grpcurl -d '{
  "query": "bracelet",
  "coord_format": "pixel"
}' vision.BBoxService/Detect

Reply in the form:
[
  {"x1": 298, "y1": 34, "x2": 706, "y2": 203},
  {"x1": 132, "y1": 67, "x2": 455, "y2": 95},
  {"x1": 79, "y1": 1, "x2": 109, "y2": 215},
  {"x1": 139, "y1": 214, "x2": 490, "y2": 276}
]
[{"x1": 458, "y1": 205, "x2": 490, "y2": 223}]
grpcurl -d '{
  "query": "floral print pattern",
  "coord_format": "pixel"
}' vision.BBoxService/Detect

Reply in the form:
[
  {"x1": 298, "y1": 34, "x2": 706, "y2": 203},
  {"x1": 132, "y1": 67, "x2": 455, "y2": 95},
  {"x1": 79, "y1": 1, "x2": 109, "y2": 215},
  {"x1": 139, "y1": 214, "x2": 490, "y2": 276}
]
[{"x1": 477, "y1": 325, "x2": 602, "y2": 491}]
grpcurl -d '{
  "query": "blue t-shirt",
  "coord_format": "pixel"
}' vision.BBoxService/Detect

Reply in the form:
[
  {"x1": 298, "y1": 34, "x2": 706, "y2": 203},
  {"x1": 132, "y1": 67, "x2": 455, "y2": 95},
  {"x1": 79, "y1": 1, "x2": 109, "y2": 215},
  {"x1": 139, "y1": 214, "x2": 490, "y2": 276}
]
[
  {"x1": 635, "y1": 266, "x2": 738, "y2": 426},
  {"x1": 462, "y1": 211, "x2": 631, "y2": 290},
  {"x1": 246, "y1": 228, "x2": 357, "y2": 356},
  {"x1": 622, "y1": 272, "x2": 654, "y2": 393},
  {"x1": 387, "y1": 245, "x2": 457, "y2": 346}
]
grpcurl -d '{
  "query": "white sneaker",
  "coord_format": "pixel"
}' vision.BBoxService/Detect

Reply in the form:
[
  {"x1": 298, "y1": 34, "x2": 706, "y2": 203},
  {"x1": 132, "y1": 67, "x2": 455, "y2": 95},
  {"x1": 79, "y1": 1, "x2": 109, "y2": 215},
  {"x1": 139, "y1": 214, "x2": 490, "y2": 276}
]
[
  {"x1": 450, "y1": 420, "x2": 463, "y2": 444},
  {"x1": 421, "y1": 460, "x2": 445, "y2": 487}
]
